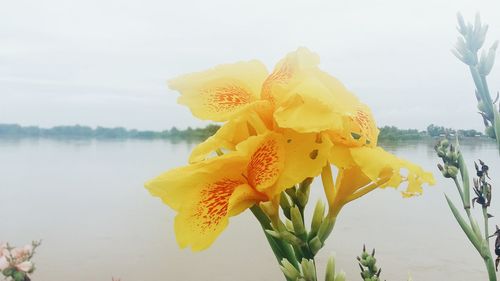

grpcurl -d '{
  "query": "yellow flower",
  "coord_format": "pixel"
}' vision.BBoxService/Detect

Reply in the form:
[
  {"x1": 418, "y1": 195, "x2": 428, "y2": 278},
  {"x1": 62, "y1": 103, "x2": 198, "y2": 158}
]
[
  {"x1": 146, "y1": 131, "x2": 332, "y2": 250},
  {"x1": 169, "y1": 48, "x2": 378, "y2": 152},
  {"x1": 155, "y1": 47, "x2": 434, "y2": 252},
  {"x1": 323, "y1": 145, "x2": 435, "y2": 216}
]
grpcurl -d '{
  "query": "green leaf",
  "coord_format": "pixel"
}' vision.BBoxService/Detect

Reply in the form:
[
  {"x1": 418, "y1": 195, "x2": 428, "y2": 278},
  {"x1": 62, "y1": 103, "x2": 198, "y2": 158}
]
[{"x1": 445, "y1": 194, "x2": 481, "y2": 252}]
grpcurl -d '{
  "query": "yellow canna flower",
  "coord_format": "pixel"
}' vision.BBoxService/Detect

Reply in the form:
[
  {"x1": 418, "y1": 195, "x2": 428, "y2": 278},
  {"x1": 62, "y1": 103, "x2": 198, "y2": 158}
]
[
  {"x1": 146, "y1": 130, "x2": 332, "y2": 250},
  {"x1": 169, "y1": 48, "x2": 378, "y2": 151},
  {"x1": 323, "y1": 145, "x2": 435, "y2": 217}
]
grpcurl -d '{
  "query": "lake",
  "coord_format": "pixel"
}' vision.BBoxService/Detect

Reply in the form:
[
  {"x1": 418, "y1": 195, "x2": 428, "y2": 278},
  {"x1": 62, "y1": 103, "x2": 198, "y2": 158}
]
[{"x1": 0, "y1": 138, "x2": 498, "y2": 281}]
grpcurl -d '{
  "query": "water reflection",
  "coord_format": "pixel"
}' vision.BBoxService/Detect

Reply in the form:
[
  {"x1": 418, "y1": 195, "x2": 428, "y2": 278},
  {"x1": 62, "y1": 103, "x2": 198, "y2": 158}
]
[{"x1": 0, "y1": 139, "x2": 497, "y2": 281}]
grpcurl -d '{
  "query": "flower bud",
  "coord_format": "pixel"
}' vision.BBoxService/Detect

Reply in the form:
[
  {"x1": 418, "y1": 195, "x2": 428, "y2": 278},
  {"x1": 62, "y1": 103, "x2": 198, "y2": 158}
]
[
  {"x1": 301, "y1": 259, "x2": 317, "y2": 281},
  {"x1": 437, "y1": 149, "x2": 445, "y2": 158},
  {"x1": 279, "y1": 193, "x2": 292, "y2": 220},
  {"x1": 440, "y1": 139, "x2": 449, "y2": 148},
  {"x1": 310, "y1": 200, "x2": 325, "y2": 237},
  {"x1": 325, "y1": 255, "x2": 336, "y2": 281},
  {"x1": 335, "y1": 271, "x2": 346, "y2": 281},
  {"x1": 309, "y1": 236, "x2": 323, "y2": 255},
  {"x1": 280, "y1": 258, "x2": 301, "y2": 280},
  {"x1": 291, "y1": 206, "x2": 306, "y2": 239},
  {"x1": 447, "y1": 165, "x2": 459, "y2": 178}
]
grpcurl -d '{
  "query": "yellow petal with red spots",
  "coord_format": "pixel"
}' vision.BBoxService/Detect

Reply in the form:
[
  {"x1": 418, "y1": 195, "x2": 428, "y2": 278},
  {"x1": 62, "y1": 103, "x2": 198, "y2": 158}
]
[
  {"x1": 145, "y1": 152, "x2": 247, "y2": 211},
  {"x1": 327, "y1": 103, "x2": 379, "y2": 147},
  {"x1": 169, "y1": 60, "x2": 268, "y2": 121},
  {"x1": 175, "y1": 179, "x2": 265, "y2": 251},
  {"x1": 237, "y1": 133, "x2": 286, "y2": 197},
  {"x1": 261, "y1": 47, "x2": 320, "y2": 104},
  {"x1": 146, "y1": 150, "x2": 267, "y2": 251},
  {"x1": 189, "y1": 101, "x2": 274, "y2": 163}
]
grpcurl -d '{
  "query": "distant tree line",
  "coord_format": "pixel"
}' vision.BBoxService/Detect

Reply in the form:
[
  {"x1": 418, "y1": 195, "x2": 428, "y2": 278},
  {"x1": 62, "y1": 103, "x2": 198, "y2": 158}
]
[
  {"x1": 378, "y1": 124, "x2": 484, "y2": 141},
  {"x1": 0, "y1": 123, "x2": 486, "y2": 141},
  {"x1": 0, "y1": 124, "x2": 221, "y2": 140}
]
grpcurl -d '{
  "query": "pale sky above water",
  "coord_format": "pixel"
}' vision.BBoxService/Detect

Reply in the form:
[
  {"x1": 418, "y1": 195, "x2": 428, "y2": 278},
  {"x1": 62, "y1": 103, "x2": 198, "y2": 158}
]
[{"x1": 1, "y1": 0, "x2": 500, "y2": 131}]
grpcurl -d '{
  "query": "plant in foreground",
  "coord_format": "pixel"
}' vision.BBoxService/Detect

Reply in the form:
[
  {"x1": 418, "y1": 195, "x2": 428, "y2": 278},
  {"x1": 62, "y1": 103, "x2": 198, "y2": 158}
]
[
  {"x1": 357, "y1": 245, "x2": 383, "y2": 281},
  {"x1": 435, "y1": 139, "x2": 497, "y2": 280},
  {"x1": 146, "y1": 48, "x2": 434, "y2": 279},
  {"x1": 453, "y1": 13, "x2": 500, "y2": 148},
  {"x1": 0, "y1": 241, "x2": 41, "y2": 281}
]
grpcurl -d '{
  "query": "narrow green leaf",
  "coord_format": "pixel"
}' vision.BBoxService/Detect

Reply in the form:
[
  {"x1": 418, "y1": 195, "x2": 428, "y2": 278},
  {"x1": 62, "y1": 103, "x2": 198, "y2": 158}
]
[{"x1": 445, "y1": 194, "x2": 482, "y2": 252}]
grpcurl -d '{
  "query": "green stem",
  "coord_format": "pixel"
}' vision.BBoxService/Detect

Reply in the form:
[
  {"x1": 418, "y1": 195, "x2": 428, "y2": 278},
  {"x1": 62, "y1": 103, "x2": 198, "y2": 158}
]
[
  {"x1": 483, "y1": 207, "x2": 490, "y2": 241},
  {"x1": 452, "y1": 177, "x2": 469, "y2": 215},
  {"x1": 484, "y1": 255, "x2": 497, "y2": 281},
  {"x1": 250, "y1": 205, "x2": 300, "y2": 272}
]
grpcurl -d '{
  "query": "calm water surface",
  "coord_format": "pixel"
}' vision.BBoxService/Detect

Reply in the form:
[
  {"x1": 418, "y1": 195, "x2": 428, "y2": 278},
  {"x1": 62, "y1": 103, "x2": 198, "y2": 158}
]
[{"x1": 1, "y1": 138, "x2": 499, "y2": 281}]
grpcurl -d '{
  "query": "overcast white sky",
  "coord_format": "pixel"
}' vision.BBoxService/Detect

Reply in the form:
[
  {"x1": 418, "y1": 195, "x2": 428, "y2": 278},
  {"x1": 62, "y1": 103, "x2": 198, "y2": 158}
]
[{"x1": 1, "y1": 0, "x2": 500, "y2": 130}]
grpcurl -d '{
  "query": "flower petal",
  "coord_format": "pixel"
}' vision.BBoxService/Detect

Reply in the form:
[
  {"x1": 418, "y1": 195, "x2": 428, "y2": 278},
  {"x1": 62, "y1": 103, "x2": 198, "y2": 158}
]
[
  {"x1": 145, "y1": 152, "x2": 247, "y2": 211},
  {"x1": 189, "y1": 100, "x2": 274, "y2": 163},
  {"x1": 261, "y1": 47, "x2": 320, "y2": 104},
  {"x1": 349, "y1": 146, "x2": 435, "y2": 196},
  {"x1": 273, "y1": 77, "x2": 346, "y2": 133},
  {"x1": 0, "y1": 256, "x2": 9, "y2": 271},
  {"x1": 275, "y1": 130, "x2": 333, "y2": 190},
  {"x1": 237, "y1": 133, "x2": 286, "y2": 196},
  {"x1": 169, "y1": 60, "x2": 268, "y2": 121},
  {"x1": 16, "y1": 261, "x2": 33, "y2": 273},
  {"x1": 174, "y1": 179, "x2": 264, "y2": 251}
]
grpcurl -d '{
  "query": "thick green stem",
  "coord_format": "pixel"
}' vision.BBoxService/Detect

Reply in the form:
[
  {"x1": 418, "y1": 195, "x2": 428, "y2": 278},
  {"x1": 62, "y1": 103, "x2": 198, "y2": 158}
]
[
  {"x1": 250, "y1": 205, "x2": 299, "y2": 273},
  {"x1": 452, "y1": 177, "x2": 465, "y2": 204},
  {"x1": 484, "y1": 255, "x2": 497, "y2": 281}
]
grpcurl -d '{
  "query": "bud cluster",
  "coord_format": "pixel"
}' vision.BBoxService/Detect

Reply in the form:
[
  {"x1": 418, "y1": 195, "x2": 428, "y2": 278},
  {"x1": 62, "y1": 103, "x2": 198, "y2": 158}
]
[
  {"x1": 266, "y1": 179, "x2": 336, "y2": 261},
  {"x1": 280, "y1": 256, "x2": 346, "y2": 281},
  {"x1": 435, "y1": 139, "x2": 459, "y2": 178},
  {"x1": 357, "y1": 245, "x2": 384, "y2": 281},
  {"x1": 453, "y1": 13, "x2": 500, "y2": 142}
]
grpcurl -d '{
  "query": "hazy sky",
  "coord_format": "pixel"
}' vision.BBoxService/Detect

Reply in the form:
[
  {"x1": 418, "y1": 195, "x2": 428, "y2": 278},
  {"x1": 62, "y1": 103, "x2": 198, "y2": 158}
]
[{"x1": 1, "y1": 0, "x2": 500, "y2": 130}]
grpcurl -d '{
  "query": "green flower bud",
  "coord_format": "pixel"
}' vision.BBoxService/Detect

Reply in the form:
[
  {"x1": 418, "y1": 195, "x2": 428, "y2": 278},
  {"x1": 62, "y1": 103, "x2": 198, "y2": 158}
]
[
  {"x1": 309, "y1": 236, "x2": 323, "y2": 255},
  {"x1": 280, "y1": 258, "x2": 301, "y2": 280},
  {"x1": 279, "y1": 193, "x2": 292, "y2": 220},
  {"x1": 440, "y1": 139, "x2": 449, "y2": 148},
  {"x1": 335, "y1": 271, "x2": 346, "y2": 281},
  {"x1": 361, "y1": 250, "x2": 369, "y2": 260},
  {"x1": 301, "y1": 259, "x2": 317, "y2": 281},
  {"x1": 447, "y1": 165, "x2": 459, "y2": 178},
  {"x1": 325, "y1": 255, "x2": 336, "y2": 281},
  {"x1": 291, "y1": 206, "x2": 306, "y2": 239},
  {"x1": 284, "y1": 219, "x2": 294, "y2": 232},
  {"x1": 437, "y1": 149, "x2": 446, "y2": 158},
  {"x1": 318, "y1": 216, "x2": 336, "y2": 243},
  {"x1": 310, "y1": 200, "x2": 325, "y2": 237}
]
